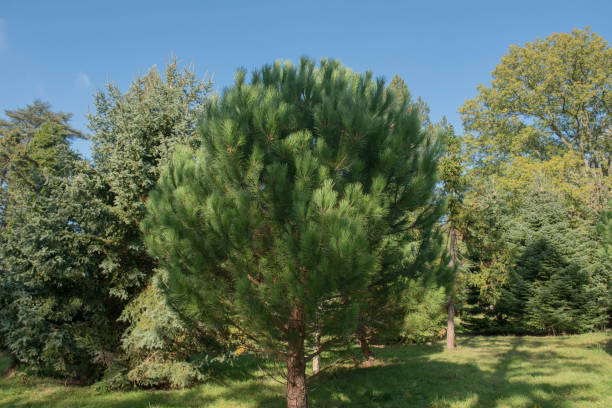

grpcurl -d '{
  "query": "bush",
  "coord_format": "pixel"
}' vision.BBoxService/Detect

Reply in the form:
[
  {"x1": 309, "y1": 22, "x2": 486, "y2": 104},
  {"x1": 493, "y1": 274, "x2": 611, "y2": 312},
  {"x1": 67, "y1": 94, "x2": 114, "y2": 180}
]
[
  {"x1": 401, "y1": 278, "x2": 447, "y2": 343},
  {"x1": 93, "y1": 364, "x2": 131, "y2": 393},
  {"x1": 126, "y1": 360, "x2": 203, "y2": 389}
]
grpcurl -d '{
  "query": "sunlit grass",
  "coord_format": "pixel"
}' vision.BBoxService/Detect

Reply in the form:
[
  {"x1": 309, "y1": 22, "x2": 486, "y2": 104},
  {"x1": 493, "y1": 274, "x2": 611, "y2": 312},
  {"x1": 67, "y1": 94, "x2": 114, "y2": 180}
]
[{"x1": 1, "y1": 332, "x2": 611, "y2": 407}]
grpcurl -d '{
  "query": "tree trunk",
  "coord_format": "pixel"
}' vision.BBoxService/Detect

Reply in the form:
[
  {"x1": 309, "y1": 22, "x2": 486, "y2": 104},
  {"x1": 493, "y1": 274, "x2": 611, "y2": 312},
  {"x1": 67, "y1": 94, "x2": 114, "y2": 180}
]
[
  {"x1": 312, "y1": 331, "x2": 321, "y2": 375},
  {"x1": 446, "y1": 297, "x2": 455, "y2": 350},
  {"x1": 447, "y1": 226, "x2": 456, "y2": 351},
  {"x1": 356, "y1": 329, "x2": 375, "y2": 361},
  {"x1": 286, "y1": 306, "x2": 308, "y2": 408}
]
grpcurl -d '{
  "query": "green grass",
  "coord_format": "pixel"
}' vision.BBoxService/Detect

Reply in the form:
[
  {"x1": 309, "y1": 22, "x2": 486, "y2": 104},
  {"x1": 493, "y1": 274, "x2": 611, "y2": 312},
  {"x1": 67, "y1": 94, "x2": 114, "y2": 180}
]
[{"x1": 1, "y1": 332, "x2": 611, "y2": 407}]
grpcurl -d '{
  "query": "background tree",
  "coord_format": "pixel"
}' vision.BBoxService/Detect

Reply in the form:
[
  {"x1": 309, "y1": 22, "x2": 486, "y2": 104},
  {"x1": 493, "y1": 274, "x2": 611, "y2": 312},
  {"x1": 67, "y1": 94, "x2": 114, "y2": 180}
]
[
  {"x1": 142, "y1": 58, "x2": 442, "y2": 407},
  {"x1": 437, "y1": 121, "x2": 468, "y2": 349},
  {"x1": 458, "y1": 28, "x2": 611, "y2": 334},
  {"x1": 0, "y1": 59, "x2": 217, "y2": 383},
  {"x1": 498, "y1": 188, "x2": 609, "y2": 333},
  {"x1": 0, "y1": 101, "x2": 82, "y2": 220},
  {"x1": 460, "y1": 28, "x2": 611, "y2": 185},
  {"x1": 0, "y1": 105, "x2": 115, "y2": 379},
  {"x1": 87, "y1": 56, "x2": 217, "y2": 387},
  {"x1": 0, "y1": 100, "x2": 82, "y2": 142},
  {"x1": 400, "y1": 277, "x2": 448, "y2": 343},
  {"x1": 599, "y1": 201, "x2": 612, "y2": 256},
  {"x1": 389, "y1": 74, "x2": 431, "y2": 128}
]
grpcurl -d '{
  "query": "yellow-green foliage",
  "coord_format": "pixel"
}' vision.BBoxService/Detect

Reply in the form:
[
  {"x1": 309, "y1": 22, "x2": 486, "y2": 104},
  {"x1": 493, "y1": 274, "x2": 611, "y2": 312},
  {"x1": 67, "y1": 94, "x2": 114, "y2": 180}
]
[
  {"x1": 494, "y1": 151, "x2": 604, "y2": 215},
  {"x1": 460, "y1": 28, "x2": 611, "y2": 179}
]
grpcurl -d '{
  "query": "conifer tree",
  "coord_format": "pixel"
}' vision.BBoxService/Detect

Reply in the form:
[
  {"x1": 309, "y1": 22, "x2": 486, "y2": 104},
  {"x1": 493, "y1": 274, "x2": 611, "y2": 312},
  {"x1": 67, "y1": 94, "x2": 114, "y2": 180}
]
[
  {"x1": 349, "y1": 75, "x2": 447, "y2": 360},
  {"x1": 142, "y1": 58, "x2": 442, "y2": 407},
  {"x1": 598, "y1": 201, "x2": 612, "y2": 257},
  {"x1": 0, "y1": 104, "x2": 114, "y2": 378},
  {"x1": 499, "y1": 189, "x2": 609, "y2": 333},
  {"x1": 87, "y1": 57, "x2": 216, "y2": 385}
]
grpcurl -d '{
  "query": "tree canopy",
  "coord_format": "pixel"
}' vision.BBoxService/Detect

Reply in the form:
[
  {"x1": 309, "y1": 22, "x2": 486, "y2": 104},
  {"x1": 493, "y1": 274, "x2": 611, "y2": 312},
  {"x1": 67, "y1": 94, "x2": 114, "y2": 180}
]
[
  {"x1": 142, "y1": 58, "x2": 444, "y2": 407},
  {"x1": 460, "y1": 28, "x2": 611, "y2": 178}
]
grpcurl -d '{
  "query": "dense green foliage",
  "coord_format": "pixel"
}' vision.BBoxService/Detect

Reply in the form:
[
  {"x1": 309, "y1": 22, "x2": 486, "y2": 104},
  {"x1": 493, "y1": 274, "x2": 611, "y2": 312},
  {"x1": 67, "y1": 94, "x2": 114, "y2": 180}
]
[
  {"x1": 508, "y1": 191, "x2": 608, "y2": 333},
  {"x1": 455, "y1": 28, "x2": 611, "y2": 336},
  {"x1": 400, "y1": 278, "x2": 447, "y2": 343},
  {"x1": 0, "y1": 103, "x2": 115, "y2": 378},
  {"x1": 355, "y1": 75, "x2": 451, "y2": 349},
  {"x1": 0, "y1": 27, "x2": 610, "y2": 400},
  {"x1": 459, "y1": 184, "x2": 610, "y2": 334},
  {"x1": 0, "y1": 61, "x2": 218, "y2": 383},
  {"x1": 86, "y1": 58, "x2": 218, "y2": 387},
  {"x1": 141, "y1": 58, "x2": 445, "y2": 405}
]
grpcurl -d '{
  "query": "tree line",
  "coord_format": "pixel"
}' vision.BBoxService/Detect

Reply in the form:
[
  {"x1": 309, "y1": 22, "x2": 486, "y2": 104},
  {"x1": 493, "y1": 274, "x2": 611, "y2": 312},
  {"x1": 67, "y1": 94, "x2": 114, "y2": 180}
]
[{"x1": 0, "y1": 28, "x2": 610, "y2": 408}]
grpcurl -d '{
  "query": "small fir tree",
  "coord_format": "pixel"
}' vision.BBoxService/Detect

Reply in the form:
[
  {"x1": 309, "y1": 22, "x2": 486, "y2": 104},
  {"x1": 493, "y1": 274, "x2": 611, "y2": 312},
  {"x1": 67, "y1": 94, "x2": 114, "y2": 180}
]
[{"x1": 497, "y1": 189, "x2": 609, "y2": 333}]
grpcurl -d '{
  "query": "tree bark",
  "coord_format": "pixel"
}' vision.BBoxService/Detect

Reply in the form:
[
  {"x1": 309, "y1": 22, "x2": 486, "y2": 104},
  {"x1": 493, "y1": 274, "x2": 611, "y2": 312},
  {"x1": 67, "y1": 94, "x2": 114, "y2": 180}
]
[
  {"x1": 447, "y1": 297, "x2": 455, "y2": 350},
  {"x1": 286, "y1": 306, "x2": 308, "y2": 408},
  {"x1": 356, "y1": 329, "x2": 375, "y2": 361},
  {"x1": 447, "y1": 226, "x2": 456, "y2": 351},
  {"x1": 312, "y1": 331, "x2": 321, "y2": 375}
]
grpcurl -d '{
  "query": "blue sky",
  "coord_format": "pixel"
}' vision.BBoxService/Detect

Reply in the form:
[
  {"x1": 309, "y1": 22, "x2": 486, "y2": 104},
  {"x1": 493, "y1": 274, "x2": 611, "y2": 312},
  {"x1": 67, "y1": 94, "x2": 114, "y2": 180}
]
[{"x1": 1, "y1": 0, "x2": 610, "y2": 157}]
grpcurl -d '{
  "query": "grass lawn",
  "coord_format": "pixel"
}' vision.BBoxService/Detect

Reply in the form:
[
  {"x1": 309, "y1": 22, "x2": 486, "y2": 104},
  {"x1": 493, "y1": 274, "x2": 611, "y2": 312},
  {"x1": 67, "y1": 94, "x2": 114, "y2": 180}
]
[{"x1": 1, "y1": 332, "x2": 611, "y2": 408}]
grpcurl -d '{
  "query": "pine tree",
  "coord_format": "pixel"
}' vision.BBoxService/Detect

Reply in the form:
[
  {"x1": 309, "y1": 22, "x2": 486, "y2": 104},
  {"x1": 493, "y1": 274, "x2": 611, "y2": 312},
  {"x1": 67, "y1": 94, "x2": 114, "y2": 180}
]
[
  {"x1": 142, "y1": 58, "x2": 442, "y2": 407},
  {"x1": 350, "y1": 75, "x2": 446, "y2": 361}
]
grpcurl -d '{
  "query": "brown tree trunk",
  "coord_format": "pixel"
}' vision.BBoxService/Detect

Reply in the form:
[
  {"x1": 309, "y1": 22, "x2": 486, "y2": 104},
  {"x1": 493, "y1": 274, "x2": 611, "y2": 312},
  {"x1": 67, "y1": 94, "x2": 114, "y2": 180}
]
[
  {"x1": 446, "y1": 297, "x2": 455, "y2": 350},
  {"x1": 286, "y1": 306, "x2": 308, "y2": 408},
  {"x1": 447, "y1": 226, "x2": 456, "y2": 351},
  {"x1": 312, "y1": 331, "x2": 321, "y2": 375},
  {"x1": 356, "y1": 329, "x2": 375, "y2": 361}
]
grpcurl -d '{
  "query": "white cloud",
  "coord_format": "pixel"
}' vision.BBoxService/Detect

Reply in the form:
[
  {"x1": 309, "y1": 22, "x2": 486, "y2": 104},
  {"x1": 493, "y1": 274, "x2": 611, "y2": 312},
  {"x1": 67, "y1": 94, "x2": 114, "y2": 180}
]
[
  {"x1": 75, "y1": 72, "x2": 91, "y2": 88},
  {"x1": 0, "y1": 18, "x2": 7, "y2": 50}
]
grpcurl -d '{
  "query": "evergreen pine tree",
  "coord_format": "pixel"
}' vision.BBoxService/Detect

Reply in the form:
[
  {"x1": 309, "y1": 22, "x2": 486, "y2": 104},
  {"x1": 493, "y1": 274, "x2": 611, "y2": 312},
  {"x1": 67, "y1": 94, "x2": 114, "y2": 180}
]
[
  {"x1": 142, "y1": 58, "x2": 442, "y2": 408},
  {"x1": 351, "y1": 75, "x2": 447, "y2": 360}
]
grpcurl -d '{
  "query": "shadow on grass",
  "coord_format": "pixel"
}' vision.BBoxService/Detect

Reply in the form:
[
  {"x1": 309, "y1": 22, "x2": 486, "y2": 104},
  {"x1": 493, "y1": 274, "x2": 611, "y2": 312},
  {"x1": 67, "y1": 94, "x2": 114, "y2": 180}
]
[
  {"x1": 603, "y1": 338, "x2": 612, "y2": 356},
  {"x1": 183, "y1": 339, "x2": 598, "y2": 408},
  {"x1": 300, "y1": 338, "x2": 596, "y2": 408},
  {"x1": 0, "y1": 338, "x2": 604, "y2": 408}
]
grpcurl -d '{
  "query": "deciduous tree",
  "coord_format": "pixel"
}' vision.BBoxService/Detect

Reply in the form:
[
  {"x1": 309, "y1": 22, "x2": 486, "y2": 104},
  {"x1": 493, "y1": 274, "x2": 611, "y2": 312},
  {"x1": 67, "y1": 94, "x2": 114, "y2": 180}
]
[{"x1": 460, "y1": 28, "x2": 611, "y2": 181}]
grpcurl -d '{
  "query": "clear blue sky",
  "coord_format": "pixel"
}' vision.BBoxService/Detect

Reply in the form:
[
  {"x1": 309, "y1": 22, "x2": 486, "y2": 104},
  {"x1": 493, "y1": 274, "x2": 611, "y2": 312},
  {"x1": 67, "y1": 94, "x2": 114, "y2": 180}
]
[{"x1": 1, "y1": 0, "x2": 610, "y2": 157}]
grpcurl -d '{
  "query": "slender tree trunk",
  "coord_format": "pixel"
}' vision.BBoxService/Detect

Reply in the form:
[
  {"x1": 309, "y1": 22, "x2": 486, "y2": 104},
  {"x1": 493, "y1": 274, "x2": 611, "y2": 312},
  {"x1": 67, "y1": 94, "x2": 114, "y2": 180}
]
[
  {"x1": 447, "y1": 297, "x2": 455, "y2": 350},
  {"x1": 447, "y1": 226, "x2": 456, "y2": 351},
  {"x1": 312, "y1": 331, "x2": 321, "y2": 375},
  {"x1": 356, "y1": 327, "x2": 375, "y2": 361},
  {"x1": 286, "y1": 306, "x2": 308, "y2": 408}
]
